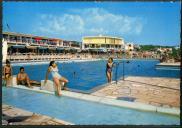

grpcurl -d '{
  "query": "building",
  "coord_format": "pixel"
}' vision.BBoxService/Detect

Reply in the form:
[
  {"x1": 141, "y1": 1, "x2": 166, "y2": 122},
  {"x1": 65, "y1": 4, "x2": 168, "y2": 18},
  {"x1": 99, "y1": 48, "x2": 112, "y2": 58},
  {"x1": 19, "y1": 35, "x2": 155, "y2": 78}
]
[
  {"x1": 133, "y1": 44, "x2": 141, "y2": 51},
  {"x1": 82, "y1": 35, "x2": 124, "y2": 52},
  {"x1": 2, "y1": 32, "x2": 81, "y2": 54},
  {"x1": 156, "y1": 47, "x2": 173, "y2": 54},
  {"x1": 124, "y1": 43, "x2": 134, "y2": 52},
  {"x1": 2, "y1": 38, "x2": 8, "y2": 62}
]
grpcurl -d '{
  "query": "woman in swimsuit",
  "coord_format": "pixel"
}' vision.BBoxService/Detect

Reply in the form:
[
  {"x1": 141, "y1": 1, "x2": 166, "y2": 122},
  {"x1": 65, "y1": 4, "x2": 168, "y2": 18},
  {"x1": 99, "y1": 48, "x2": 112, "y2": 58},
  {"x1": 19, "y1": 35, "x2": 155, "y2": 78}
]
[
  {"x1": 106, "y1": 57, "x2": 114, "y2": 83},
  {"x1": 3, "y1": 60, "x2": 12, "y2": 86},
  {"x1": 45, "y1": 61, "x2": 69, "y2": 96}
]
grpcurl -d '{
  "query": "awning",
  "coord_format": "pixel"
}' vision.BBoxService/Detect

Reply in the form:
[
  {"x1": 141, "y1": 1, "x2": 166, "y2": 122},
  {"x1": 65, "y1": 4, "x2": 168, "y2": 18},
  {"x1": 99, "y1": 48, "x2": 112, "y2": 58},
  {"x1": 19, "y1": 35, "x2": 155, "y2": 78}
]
[
  {"x1": 48, "y1": 47, "x2": 56, "y2": 50},
  {"x1": 64, "y1": 47, "x2": 71, "y2": 51},
  {"x1": 81, "y1": 49, "x2": 89, "y2": 51},
  {"x1": 70, "y1": 48, "x2": 78, "y2": 50},
  {"x1": 71, "y1": 47, "x2": 80, "y2": 50},
  {"x1": 8, "y1": 44, "x2": 14, "y2": 48},
  {"x1": 38, "y1": 47, "x2": 48, "y2": 50},
  {"x1": 12, "y1": 45, "x2": 26, "y2": 49},
  {"x1": 88, "y1": 48, "x2": 106, "y2": 52},
  {"x1": 26, "y1": 46, "x2": 37, "y2": 49},
  {"x1": 70, "y1": 49, "x2": 77, "y2": 52},
  {"x1": 56, "y1": 48, "x2": 65, "y2": 50}
]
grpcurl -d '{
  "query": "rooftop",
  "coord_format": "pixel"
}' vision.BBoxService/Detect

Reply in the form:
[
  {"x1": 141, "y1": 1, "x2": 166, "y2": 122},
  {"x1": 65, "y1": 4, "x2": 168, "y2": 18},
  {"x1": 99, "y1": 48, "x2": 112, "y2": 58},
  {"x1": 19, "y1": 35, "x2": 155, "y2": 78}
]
[
  {"x1": 3, "y1": 31, "x2": 63, "y2": 41},
  {"x1": 83, "y1": 35, "x2": 123, "y2": 40}
]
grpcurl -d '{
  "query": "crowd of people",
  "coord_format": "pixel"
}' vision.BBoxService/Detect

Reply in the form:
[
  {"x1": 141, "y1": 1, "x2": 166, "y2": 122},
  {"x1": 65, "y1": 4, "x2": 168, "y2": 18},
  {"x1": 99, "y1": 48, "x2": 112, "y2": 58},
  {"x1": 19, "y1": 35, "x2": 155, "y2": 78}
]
[{"x1": 3, "y1": 58, "x2": 115, "y2": 96}]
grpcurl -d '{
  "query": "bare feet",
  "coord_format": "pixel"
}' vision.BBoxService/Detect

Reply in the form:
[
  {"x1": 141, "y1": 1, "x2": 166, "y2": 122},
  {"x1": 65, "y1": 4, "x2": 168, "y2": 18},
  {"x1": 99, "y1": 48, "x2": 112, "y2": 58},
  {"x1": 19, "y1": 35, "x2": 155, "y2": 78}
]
[
  {"x1": 55, "y1": 90, "x2": 62, "y2": 96},
  {"x1": 28, "y1": 86, "x2": 33, "y2": 88},
  {"x1": 58, "y1": 93, "x2": 62, "y2": 96}
]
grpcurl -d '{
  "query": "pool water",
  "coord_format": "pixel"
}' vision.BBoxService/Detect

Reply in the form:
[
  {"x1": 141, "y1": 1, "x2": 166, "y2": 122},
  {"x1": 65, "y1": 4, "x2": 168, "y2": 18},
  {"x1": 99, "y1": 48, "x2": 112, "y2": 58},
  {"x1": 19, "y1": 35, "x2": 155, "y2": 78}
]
[
  {"x1": 12, "y1": 59, "x2": 180, "y2": 92},
  {"x1": 2, "y1": 87, "x2": 180, "y2": 125}
]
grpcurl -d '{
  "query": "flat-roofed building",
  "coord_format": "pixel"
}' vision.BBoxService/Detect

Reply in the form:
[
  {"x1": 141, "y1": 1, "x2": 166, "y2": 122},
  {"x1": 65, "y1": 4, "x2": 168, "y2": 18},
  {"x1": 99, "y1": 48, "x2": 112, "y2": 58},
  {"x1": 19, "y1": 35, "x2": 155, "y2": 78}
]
[
  {"x1": 2, "y1": 32, "x2": 81, "y2": 54},
  {"x1": 3, "y1": 31, "x2": 63, "y2": 47},
  {"x1": 82, "y1": 35, "x2": 124, "y2": 52}
]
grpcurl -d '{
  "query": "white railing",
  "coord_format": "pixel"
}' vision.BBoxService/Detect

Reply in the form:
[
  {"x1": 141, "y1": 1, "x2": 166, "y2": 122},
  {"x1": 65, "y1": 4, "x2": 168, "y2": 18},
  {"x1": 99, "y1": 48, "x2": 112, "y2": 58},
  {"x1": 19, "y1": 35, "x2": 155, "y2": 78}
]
[{"x1": 6, "y1": 52, "x2": 160, "y2": 62}]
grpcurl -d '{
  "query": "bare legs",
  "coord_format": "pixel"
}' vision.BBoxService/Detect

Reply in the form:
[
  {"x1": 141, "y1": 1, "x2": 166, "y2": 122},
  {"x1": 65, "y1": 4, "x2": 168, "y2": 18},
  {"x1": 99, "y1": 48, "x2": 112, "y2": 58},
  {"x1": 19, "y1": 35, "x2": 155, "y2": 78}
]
[
  {"x1": 53, "y1": 77, "x2": 61, "y2": 96},
  {"x1": 26, "y1": 76, "x2": 33, "y2": 88},
  {"x1": 59, "y1": 77, "x2": 69, "y2": 90},
  {"x1": 5, "y1": 75, "x2": 12, "y2": 86},
  {"x1": 106, "y1": 71, "x2": 112, "y2": 83},
  {"x1": 53, "y1": 77, "x2": 69, "y2": 96}
]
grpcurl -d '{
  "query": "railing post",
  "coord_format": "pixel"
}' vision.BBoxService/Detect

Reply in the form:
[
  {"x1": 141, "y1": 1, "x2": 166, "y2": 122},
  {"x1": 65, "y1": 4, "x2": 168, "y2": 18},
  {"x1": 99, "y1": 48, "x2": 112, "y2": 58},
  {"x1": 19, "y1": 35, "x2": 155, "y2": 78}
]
[
  {"x1": 122, "y1": 62, "x2": 125, "y2": 80},
  {"x1": 115, "y1": 62, "x2": 118, "y2": 84}
]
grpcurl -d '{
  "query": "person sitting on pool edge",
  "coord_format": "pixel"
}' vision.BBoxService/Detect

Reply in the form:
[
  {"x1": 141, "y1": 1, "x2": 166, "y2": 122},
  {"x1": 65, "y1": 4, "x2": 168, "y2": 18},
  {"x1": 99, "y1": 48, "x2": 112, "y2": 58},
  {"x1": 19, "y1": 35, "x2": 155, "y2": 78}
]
[
  {"x1": 44, "y1": 61, "x2": 69, "y2": 96},
  {"x1": 106, "y1": 57, "x2": 114, "y2": 83},
  {"x1": 17, "y1": 67, "x2": 33, "y2": 88}
]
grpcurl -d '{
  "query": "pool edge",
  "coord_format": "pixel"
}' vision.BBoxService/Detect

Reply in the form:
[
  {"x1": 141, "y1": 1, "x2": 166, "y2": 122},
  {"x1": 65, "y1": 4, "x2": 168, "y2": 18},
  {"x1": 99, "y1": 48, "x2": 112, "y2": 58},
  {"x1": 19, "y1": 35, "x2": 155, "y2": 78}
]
[{"x1": 5, "y1": 86, "x2": 180, "y2": 116}]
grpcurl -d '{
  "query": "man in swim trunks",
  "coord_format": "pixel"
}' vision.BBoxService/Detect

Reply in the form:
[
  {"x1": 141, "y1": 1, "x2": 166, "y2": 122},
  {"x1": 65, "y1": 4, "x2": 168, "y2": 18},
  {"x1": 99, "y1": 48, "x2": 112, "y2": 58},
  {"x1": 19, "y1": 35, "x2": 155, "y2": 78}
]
[{"x1": 17, "y1": 67, "x2": 32, "y2": 88}]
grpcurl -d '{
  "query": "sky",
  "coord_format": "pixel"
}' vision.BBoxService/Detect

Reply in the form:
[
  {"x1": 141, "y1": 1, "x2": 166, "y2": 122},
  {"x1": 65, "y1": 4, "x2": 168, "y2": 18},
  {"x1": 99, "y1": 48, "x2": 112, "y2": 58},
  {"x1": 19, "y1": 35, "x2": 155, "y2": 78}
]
[{"x1": 3, "y1": 1, "x2": 181, "y2": 46}]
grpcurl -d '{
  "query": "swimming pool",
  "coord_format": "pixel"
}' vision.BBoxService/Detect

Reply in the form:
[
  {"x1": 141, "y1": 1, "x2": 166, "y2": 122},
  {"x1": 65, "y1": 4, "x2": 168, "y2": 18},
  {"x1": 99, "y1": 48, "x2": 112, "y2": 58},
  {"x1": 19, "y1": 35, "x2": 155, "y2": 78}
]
[
  {"x1": 2, "y1": 87, "x2": 180, "y2": 125},
  {"x1": 12, "y1": 59, "x2": 180, "y2": 92},
  {"x1": 155, "y1": 65, "x2": 180, "y2": 70}
]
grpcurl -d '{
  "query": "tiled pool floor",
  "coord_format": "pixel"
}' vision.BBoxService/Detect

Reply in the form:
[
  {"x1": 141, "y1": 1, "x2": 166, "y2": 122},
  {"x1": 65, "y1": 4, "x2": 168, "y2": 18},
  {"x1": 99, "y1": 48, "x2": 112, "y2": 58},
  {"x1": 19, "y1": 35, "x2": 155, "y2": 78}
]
[{"x1": 92, "y1": 76, "x2": 180, "y2": 108}]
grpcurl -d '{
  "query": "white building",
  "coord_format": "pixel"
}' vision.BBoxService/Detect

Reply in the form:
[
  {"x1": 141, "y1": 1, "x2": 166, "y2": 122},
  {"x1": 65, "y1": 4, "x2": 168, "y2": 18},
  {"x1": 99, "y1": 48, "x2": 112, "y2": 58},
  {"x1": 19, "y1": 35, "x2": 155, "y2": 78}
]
[{"x1": 124, "y1": 43, "x2": 134, "y2": 51}]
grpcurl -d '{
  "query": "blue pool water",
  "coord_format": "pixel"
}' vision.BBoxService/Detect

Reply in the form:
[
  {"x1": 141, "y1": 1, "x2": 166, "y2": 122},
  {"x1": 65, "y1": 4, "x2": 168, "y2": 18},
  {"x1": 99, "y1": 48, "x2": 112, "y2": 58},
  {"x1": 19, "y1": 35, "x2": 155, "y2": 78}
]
[
  {"x1": 12, "y1": 59, "x2": 180, "y2": 92},
  {"x1": 2, "y1": 87, "x2": 180, "y2": 125}
]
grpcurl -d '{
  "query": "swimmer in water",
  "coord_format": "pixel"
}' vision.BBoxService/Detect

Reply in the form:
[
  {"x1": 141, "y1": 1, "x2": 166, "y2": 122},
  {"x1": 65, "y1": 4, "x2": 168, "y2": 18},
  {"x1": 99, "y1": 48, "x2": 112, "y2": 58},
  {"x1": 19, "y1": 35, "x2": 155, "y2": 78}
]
[{"x1": 73, "y1": 71, "x2": 76, "y2": 78}]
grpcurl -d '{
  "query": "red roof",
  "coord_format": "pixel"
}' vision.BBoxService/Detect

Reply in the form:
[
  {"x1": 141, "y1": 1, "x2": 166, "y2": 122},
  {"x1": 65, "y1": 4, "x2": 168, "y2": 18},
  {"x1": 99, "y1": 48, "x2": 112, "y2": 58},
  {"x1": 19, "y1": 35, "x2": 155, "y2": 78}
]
[{"x1": 35, "y1": 37, "x2": 42, "y2": 41}]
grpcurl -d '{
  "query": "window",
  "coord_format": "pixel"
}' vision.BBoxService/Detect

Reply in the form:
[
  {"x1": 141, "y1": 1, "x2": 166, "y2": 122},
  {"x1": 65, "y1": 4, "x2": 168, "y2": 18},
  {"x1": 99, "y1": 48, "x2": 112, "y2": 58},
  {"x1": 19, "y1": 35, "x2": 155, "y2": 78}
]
[{"x1": 101, "y1": 44, "x2": 105, "y2": 47}]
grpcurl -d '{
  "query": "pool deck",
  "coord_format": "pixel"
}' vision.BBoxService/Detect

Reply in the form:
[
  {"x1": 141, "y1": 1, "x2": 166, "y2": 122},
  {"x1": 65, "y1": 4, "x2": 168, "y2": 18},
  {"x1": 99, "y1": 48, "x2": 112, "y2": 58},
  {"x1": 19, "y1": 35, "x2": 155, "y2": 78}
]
[
  {"x1": 2, "y1": 104, "x2": 74, "y2": 125},
  {"x1": 92, "y1": 76, "x2": 180, "y2": 108}
]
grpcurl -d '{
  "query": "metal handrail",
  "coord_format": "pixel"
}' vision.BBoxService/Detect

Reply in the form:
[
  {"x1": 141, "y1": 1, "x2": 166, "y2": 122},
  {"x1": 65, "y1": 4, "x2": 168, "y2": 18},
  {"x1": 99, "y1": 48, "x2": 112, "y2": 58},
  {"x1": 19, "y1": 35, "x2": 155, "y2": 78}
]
[{"x1": 114, "y1": 60, "x2": 130, "y2": 84}]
